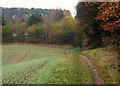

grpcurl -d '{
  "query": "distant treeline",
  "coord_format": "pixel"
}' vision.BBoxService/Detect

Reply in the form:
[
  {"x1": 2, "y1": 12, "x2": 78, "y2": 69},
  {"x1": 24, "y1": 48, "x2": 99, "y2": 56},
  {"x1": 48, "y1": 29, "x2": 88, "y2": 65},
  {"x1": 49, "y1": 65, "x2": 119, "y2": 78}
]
[
  {"x1": 1, "y1": 7, "x2": 70, "y2": 23},
  {"x1": 1, "y1": 7, "x2": 74, "y2": 45},
  {"x1": 1, "y1": 2, "x2": 120, "y2": 50}
]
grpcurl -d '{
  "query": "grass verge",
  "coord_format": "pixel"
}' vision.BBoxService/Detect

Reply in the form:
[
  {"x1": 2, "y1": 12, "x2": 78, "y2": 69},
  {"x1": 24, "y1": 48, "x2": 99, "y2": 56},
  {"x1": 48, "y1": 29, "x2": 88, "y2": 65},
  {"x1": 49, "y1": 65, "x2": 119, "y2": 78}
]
[{"x1": 81, "y1": 47, "x2": 119, "y2": 84}]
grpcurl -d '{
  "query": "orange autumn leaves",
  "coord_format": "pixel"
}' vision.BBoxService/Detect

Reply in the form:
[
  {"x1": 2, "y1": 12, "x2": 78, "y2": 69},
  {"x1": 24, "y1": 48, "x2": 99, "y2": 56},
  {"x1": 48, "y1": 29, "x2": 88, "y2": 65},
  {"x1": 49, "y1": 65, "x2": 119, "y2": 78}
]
[
  {"x1": 101, "y1": 21, "x2": 119, "y2": 32},
  {"x1": 85, "y1": 2, "x2": 119, "y2": 32},
  {"x1": 96, "y1": 2, "x2": 119, "y2": 21}
]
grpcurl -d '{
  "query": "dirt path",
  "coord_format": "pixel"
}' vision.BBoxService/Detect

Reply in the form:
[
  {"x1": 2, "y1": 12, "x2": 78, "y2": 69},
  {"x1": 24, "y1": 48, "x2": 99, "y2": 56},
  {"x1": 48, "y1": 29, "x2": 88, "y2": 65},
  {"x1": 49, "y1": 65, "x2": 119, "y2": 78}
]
[{"x1": 80, "y1": 54, "x2": 104, "y2": 85}]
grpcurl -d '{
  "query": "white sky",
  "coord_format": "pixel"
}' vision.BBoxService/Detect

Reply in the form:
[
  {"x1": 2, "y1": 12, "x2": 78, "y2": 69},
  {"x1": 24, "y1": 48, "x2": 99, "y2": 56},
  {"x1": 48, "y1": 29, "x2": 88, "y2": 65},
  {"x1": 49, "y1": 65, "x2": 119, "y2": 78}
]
[{"x1": 0, "y1": 0, "x2": 80, "y2": 17}]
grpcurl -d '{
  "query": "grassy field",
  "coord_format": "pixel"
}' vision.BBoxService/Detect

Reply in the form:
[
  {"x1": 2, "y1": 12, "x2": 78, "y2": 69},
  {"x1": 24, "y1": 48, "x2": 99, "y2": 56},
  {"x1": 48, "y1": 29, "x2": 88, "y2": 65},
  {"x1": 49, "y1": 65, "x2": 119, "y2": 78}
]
[
  {"x1": 2, "y1": 44, "x2": 93, "y2": 84},
  {"x1": 2, "y1": 44, "x2": 118, "y2": 84}
]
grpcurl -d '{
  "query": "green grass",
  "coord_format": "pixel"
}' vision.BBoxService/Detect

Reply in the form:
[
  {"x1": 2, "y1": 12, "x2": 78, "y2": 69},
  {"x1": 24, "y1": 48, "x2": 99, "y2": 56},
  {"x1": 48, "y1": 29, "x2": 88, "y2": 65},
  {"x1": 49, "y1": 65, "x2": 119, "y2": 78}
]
[
  {"x1": 2, "y1": 45, "x2": 64, "y2": 65},
  {"x1": 49, "y1": 53, "x2": 93, "y2": 84},
  {"x1": 2, "y1": 44, "x2": 93, "y2": 84},
  {"x1": 82, "y1": 47, "x2": 119, "y2": 84},
  {"x1": 2, "y1": 45, "x2": 31, "y2": 65}
]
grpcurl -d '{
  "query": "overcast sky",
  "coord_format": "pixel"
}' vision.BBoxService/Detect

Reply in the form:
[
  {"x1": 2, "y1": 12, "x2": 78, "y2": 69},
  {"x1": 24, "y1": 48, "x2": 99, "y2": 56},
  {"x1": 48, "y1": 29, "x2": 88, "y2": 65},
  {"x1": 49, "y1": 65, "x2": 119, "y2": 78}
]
[{"x1": 0, "y1": 0, "x2": 80, "y2": 17}]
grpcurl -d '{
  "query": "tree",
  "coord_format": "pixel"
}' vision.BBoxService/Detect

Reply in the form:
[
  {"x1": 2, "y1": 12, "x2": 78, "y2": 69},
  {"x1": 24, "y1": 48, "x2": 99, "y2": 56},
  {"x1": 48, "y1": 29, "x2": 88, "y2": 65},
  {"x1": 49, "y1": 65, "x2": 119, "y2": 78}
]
[
  {"x1": 26, "y1": 25, "x2": 45, "y2": 43},
  {"x1": 48, "y1": 16, "x2": 75, "y2": 44},
  {"x1": 85, "y1": 2, "x2": 119, "y2": 32},
  {"x1": 85, "y1": 2, "x2": 119, "y2": 45},
  {"x1": 44, "y1": 9, "x2": 64, "y2": 23},
  {"x1": 27, "y1": 14, "x2": 43, "y2": 27},
  {"x1": 2, "y1": 23, "x2": 13, "y2": 43},
  {"x1": 62, "y1": 16, "x2": 76, "y2": 44},
  {"x1": 76, "y1": 2, "x2": 104, "y2": 49},
  {"x1": 0, "y1": 17, "x2": 7, "y2": 26},
  {"x1": 39, "y1": 23, "x2": 51, "y2": 43}
]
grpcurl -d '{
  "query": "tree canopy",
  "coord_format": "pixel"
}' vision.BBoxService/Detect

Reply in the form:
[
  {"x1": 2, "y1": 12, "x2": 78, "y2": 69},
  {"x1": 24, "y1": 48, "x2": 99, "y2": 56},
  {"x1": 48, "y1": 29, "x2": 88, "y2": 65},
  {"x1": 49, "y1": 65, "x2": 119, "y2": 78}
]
[{"x1": 27, "y1": 14, "x2": 43, "y2": 27}]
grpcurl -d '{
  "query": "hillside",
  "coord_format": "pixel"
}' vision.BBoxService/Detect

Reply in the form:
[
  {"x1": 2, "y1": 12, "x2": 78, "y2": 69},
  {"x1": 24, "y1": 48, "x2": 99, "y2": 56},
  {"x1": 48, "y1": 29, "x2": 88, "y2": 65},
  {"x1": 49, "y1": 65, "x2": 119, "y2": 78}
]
[
  {"x1": 2, "y1": 44, "x2": 93, "y2": 84},
  {"x1": 2, "y1": 44, "x2": 118, "y2": 84}
]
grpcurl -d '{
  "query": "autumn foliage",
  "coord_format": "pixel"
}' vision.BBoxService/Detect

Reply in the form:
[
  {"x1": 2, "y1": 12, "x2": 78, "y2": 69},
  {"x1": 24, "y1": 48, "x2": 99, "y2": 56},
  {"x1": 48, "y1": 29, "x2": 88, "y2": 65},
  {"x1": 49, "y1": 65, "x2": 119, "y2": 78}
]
[
  {"x1": 96, "y1": 2, "x2": 119, "y2": 32},
  {"x1": 86, "y1": 2, "x2": 119, "y2": 32},
  {"x1": 101, "y1": 21, "x2": 119, "y2": 32}
]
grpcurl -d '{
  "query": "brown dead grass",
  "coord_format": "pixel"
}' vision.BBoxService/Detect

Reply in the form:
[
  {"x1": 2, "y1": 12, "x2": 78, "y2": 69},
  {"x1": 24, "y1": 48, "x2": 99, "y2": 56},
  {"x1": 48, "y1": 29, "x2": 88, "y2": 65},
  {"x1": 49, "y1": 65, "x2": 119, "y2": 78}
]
[{"x1": 2, "y1": 43, "x2": 72, "y2": 48}]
